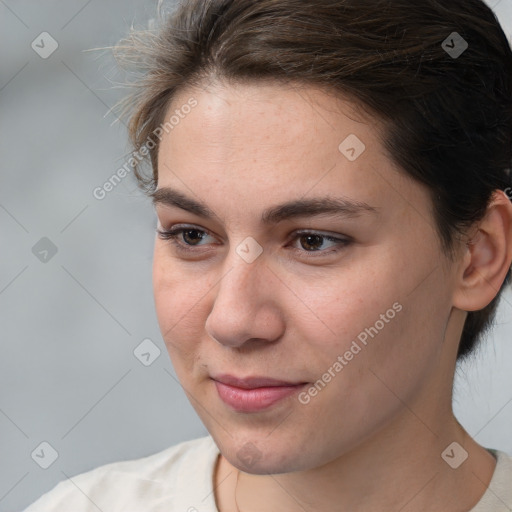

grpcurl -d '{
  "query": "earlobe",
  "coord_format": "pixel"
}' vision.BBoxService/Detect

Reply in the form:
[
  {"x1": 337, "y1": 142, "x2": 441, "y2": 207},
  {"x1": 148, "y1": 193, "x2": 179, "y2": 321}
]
[{"x1": 453, "y1": 191, "x2": 512, "y2": 312}]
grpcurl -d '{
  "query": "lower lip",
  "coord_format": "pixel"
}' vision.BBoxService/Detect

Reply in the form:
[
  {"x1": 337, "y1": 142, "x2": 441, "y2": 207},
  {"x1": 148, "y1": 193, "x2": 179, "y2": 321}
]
[{"x1": 214, "y1": 380, "x2": 307, "y2": 412}]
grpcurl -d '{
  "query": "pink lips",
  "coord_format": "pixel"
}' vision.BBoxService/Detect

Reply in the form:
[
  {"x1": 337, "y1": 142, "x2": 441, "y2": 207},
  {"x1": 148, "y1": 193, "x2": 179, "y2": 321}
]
[{"x1": 212, "y1": 374, "x2": 308, "y2": 412}]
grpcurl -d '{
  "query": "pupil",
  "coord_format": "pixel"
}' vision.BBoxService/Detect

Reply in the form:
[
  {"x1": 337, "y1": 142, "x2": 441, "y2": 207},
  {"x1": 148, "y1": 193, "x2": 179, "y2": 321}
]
[
  {"x1": 184, "y1": 230, "x2": 203, "y2": 245},
  {"x1": 302, "y1": 234, "x2": 322, "y2": 251}
]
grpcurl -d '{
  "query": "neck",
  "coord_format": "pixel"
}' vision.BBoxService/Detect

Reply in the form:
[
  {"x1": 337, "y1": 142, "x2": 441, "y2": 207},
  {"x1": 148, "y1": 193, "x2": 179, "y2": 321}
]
[{"x1": 217, "y1": 411, "x2": 496, "y2": 512}]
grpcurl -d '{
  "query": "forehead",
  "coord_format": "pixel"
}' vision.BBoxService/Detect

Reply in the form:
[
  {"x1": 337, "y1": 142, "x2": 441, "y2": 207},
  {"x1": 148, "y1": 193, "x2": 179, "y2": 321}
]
[
  {"x1": 154, "y1": 81, "x2": 437, "y2": 250},
  {"x1": 165, "y1": 80, "x2": 377, "y2": 150},
  {"x1": 157, "y1": 81, "x2": 388, "y2": 194}
]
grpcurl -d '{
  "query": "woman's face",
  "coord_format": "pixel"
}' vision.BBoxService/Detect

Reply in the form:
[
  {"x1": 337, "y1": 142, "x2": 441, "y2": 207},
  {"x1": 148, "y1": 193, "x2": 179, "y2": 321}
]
[{"x1": 152, "y1": 81, "x2": 461, "y2": 474}]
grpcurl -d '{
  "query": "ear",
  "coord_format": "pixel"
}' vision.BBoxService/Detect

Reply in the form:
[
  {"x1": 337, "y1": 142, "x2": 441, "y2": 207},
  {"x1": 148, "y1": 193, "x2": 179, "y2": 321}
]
[{"x1": 453, "y1": 190, "x2": 512, "y2": 312}]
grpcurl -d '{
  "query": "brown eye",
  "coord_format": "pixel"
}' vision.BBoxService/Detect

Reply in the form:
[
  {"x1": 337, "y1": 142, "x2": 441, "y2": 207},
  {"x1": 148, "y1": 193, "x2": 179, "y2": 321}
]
[
  {"x1": 298, "y1": 233, "x2": 325, "y2": 251},
  {"x1": 290, "y1": 231, "x2": 350, "y2": 256},
  {"x1": 181, "y1": 229, "x2": 207, "y2": 245},
  {"x1": 156, "y1": 226, "x2": 215, "y2": 252}
]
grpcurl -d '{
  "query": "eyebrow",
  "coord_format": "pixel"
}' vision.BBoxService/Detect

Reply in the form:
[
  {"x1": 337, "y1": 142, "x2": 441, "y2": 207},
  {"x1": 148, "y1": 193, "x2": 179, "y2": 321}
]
[{"x1": 150, "y1": 187, "x2": 380, "y2": 224}]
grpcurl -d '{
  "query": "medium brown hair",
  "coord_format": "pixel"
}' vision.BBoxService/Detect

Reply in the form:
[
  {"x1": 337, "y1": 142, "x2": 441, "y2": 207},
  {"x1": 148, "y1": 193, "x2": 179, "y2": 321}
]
[{"x1": 114, "y1": 0, "x2": 512, "y2": 361}]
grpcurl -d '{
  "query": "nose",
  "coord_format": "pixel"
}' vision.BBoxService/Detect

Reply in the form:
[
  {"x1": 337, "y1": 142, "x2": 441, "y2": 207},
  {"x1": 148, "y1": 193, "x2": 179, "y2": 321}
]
[{"x1": 205, "y1": 250, "x2": 285, "y2": 349}]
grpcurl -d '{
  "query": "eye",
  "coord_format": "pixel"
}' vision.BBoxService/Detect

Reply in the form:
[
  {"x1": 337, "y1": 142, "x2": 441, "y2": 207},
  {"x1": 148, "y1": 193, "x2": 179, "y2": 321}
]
[
  {"x1": 289, "y1": 230, "x2": 350, "y2": 257},
  {"x1": 156, "y1": 225, "x2": 216, "y2": 250},
  {"x1": 156, "y1": 225, "x2": 351, "y2": 258}
]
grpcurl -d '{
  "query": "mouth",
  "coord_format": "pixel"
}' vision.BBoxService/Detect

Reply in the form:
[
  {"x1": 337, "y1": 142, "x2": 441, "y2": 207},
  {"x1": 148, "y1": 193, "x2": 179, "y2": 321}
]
[{"x1": 211, "y1": 374, "x2": 309, "y2": 412}]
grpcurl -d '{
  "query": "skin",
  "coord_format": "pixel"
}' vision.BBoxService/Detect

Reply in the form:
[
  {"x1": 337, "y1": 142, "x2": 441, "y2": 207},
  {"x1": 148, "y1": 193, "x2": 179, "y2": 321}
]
[{"x1": 152, "y1": 80, "x2": 512, "y2": 511}]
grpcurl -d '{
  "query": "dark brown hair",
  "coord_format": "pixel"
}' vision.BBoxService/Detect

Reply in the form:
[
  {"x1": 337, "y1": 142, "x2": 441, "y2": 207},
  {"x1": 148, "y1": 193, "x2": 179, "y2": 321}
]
[{"x1": 114, "y1": 0, "x2": 512, "y2": 361}]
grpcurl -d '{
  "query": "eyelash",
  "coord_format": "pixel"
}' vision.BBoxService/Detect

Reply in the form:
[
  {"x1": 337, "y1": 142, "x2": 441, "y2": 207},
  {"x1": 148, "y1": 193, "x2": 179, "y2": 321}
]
[{"x1": 156, "y1": 225, "x2": 351, "y2": 258}]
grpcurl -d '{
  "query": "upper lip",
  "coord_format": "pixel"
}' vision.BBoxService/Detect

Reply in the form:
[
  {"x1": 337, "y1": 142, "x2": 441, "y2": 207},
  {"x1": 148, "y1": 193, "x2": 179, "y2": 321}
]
[{"x1": 212, "y1": 374, "x2": 307, "y2": 389}]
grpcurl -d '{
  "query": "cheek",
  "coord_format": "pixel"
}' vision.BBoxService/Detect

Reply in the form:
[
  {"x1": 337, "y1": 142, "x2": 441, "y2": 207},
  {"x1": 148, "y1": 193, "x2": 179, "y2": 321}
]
[
  {"x1": 316, "y1": 268, "x2": 450, "y2": 407},
  {"x1": 298, "y1": 266, "x2": 395, "y2": 353},
  {"x1": 294, "y1": 248, "x2": 436, "y2": 394},
  {"x1": 152, "y1": 249, "x2": 176, "y2": 329},
  {"x1": 152, "y1": 249, "x2": 210, "y2": 353}
]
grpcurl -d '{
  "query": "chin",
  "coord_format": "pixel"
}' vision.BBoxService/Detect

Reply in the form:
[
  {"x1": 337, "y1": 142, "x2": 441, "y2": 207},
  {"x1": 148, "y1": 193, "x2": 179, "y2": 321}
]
[
  {"x1": 213, "y1": 430, "x2": 313, "y2": 474},
  {"x1": 230, "y1": 448, "x2": 299, "y2": 475}
]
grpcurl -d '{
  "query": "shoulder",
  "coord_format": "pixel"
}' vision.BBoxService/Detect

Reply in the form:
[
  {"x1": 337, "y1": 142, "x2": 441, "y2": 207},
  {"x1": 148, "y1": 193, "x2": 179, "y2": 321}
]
[
  {"x1": 23, "y1": 435, "x2": 220, "y2": 512},
  {"x1": 492, "y1": 449, "x2": 512, "y2": 492},
  {"x1": 472, "y1": 448, "x2": 512, "y2": 512}
]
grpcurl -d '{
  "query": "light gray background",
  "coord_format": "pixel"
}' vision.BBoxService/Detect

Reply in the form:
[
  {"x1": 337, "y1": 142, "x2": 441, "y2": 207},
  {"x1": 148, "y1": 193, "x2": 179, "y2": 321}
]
[{"x1": 1, "y1": 1, "x2": 511, "y2": 510}]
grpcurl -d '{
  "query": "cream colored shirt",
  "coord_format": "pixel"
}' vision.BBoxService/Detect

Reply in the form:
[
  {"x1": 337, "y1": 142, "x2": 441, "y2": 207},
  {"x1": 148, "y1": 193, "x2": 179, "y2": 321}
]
[{"x1": 23, "y1": 436, "x2": 512, "y2": 511}]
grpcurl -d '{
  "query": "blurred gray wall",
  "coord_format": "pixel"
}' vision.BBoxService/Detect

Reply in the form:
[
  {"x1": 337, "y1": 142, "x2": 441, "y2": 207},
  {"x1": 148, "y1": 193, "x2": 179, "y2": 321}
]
[{"x1": 0, "y1": 1, "x2": 511, "y2": 510}]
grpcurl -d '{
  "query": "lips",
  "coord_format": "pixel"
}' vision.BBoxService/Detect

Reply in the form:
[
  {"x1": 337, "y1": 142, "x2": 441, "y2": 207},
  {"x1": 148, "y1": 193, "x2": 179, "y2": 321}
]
[
  {"x1": 211, "y1": 374, "x2": 308, "y2": 412},
  {"x1": 212, "y1": 374, "x2": 306, "y2": 389}
]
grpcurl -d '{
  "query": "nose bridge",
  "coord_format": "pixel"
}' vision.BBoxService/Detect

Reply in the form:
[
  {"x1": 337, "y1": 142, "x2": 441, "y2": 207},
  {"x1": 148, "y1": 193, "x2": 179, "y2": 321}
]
[{"x1": 220, "y1": 233, "x2": 266, "y2": 297}]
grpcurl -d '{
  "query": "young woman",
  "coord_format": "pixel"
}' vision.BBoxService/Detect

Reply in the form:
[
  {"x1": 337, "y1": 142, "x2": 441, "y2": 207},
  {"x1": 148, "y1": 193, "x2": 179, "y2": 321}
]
[{"x1": 24, "y1": 0, "x2": 512, "y2": 510}]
